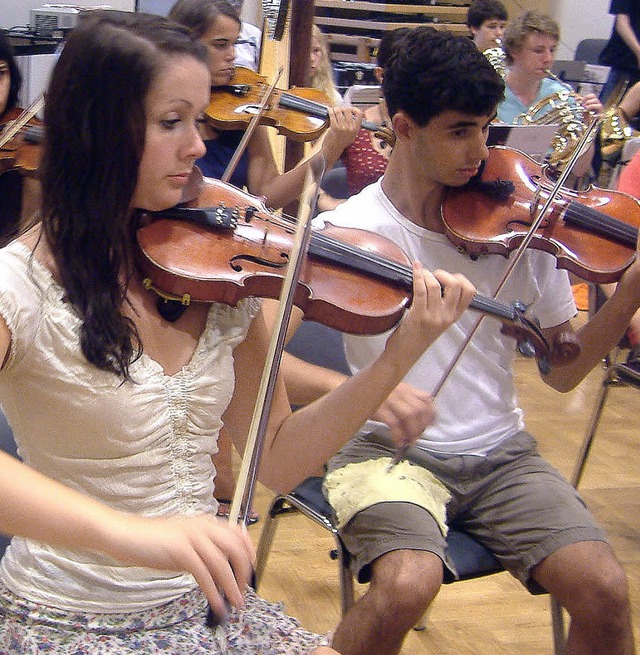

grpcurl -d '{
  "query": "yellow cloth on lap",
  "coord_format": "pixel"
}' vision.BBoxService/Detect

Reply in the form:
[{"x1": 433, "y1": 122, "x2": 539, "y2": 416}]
[{"x1": 323, "y1": 457, "x2": 450, "y2": 534}]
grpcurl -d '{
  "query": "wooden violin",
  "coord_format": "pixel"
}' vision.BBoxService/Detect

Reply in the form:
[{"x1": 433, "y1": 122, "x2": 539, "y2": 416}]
[
  {"x1": 442, "y1": 146, "x2": 640, "y2": 284},
  {"x1": 206, "y1": 66, "x2": 394, "y2": 145},
  {"x1": 0, "y1": 98, "x2": 44, "y2": 177},
  {"x1": 136, "y1": 177, "x2": 579, "y2": 372}
]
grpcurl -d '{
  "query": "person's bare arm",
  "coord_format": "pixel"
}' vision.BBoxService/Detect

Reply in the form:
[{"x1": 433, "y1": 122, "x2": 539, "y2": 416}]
[
  {"x1": 224, "y1": 265, "x2": 475, "y2": 493},
  {"x1": 615, "y1": 14, "x2": 640, "y2": 67}
]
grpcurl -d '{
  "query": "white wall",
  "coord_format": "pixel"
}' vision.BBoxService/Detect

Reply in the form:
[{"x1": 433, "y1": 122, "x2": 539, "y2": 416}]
[
  {"x1": 0, "y1": 1, "x2": 615, "y2": 52},
  {"x1": 550, "y1": 0, "x2": 614, "y2": 59},
  {"x1": 0, "y1": 0, "x2": 134, "y2": 31},
  {"x1": 0, "y1": 1, "x2": 620, "y2": 77}
]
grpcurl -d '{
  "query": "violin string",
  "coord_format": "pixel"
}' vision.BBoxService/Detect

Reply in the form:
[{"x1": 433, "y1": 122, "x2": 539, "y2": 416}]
[
  {"x1": 279, "y1": 92, "x2": 328, "y2": 118},
  {"x1": 276, "y1": 92, "x2": 381, "y2": 133},
  {"x1": 564, "y1": 201, "x2": 637, "y2": 246},
  {"x1": 308, "y1": 232, "x2": 518, "y2": 320},
  {"x1": 231, "y1": 205, "x2": 519, "y2": 320}
]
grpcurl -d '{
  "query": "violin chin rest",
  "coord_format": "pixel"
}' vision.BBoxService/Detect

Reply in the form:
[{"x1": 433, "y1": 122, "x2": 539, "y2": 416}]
[{"x1": 156, "y1": 297, "x2": 188, "y2": 322}]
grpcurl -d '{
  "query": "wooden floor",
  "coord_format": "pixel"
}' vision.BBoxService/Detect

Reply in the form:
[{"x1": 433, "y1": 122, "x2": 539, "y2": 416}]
[{"x1": 244, "y1": 308, "x2": 640, "y2": 654}]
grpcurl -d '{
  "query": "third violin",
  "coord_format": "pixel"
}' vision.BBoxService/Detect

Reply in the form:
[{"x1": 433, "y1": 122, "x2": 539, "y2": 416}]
[{"x1": 442, "y1": 146, "x2": 640, "y2": 284}]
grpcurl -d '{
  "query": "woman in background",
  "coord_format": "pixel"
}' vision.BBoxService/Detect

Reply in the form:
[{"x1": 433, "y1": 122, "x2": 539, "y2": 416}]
[
  {"x1": 309, "y1": 24, "x2": 342, "y2": 107},
  {"x1": 316, "y1": 28, "x2": 408, "y2": 212},
  {"x1": 0, "y1": 33, "x2": 39, "y2": 243},
  {"x1": 168, "y1": 0, "x2": 361, "y2": 208}
]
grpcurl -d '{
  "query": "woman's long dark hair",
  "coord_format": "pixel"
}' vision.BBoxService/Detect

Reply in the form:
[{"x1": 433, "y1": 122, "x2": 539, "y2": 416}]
[{"x1": 41, "y1": 10, "x2": 208, "y2": 379}]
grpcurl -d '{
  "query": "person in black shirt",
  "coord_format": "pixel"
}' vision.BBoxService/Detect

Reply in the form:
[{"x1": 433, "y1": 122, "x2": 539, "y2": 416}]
[{"x1": 599, "y1": 0, "x2": 640, "y2": 104}]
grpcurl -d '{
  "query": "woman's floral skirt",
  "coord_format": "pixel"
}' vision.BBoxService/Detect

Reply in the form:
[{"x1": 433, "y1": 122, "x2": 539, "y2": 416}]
[{"x1": 0, "y1": 584, "x2": 327, "y2": 654}]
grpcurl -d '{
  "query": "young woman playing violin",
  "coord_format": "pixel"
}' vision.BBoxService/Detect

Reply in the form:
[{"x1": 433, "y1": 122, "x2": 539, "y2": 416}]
[
  {"x1": 496, "y1": 11, "x2": 603, "y2": 177},
  {"x1": 309, "y1": 25, "x2": 342, "y2": 108},
  {"x1": 275, "y1": 27, "x2": 640, "y2": 655},
  {"x1": 168, "y1": 0, "x2": 363, "y2": 209},
  {"x1": 0, "y1": 10, "x2": 475, "y2": 654}
]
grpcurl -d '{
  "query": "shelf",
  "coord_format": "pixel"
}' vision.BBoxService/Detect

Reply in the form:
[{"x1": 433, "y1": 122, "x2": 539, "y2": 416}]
[{"x1": 315, "y1": 0, "x2": 472, "y2": 63}]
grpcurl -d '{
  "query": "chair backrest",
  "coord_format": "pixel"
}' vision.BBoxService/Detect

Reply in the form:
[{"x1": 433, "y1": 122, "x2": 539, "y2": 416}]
[
  {"x1": 285, "y1": 321, "x2": 350, "y2": 376},
  {"x1": 574, "y1": 38, "x2": 608, "y2": 64},
  {"x1": 320, "y1": 166, "x2": 350, "y2": 200},
  {"x1": 0, "y1": 411, "x2": 17, "y2": 556}
]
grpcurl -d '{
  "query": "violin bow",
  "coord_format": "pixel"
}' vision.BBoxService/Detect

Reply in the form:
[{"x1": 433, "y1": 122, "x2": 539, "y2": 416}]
[
  {"x1": 227, "y1": 156, "x2": 325, "y2": 526},
  {"x1": 220, "y1": 67, "x2": 284, "y2": 184},
  {"x1": 0, "y1": 94, "x2": 45, "y2": 149}
]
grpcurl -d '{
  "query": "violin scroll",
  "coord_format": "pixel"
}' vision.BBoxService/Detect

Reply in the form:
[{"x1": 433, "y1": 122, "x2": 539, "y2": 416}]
[
  {"x1": 549, "y1": 330, "x2": 581, "y2": 367},
  {"x1": 496, "y1": 301, "x2": 579, "y2": 374}
]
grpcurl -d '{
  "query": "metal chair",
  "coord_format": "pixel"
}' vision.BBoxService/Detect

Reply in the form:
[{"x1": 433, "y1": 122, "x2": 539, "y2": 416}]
[
  {"x1": 255, "y1": 320, "x2": 566, "y2": 652},
  {"x1": 572, "y1": 356, "x2": 640, "y2": 488},
  {"x1": 0, "y1": 411, "x2": 17, "y2": 556},
  {"x1": 544, "y1": 285, "x2": 640, "y2": 647},
  {"x1": 255, "y1": 475, "x2": 505, "y2": 618},
  {"x1": 574, "y1": 38, "x2": 608, "y2": 65},
  {"x1": 572, "y1": 285, "x2": 640, "y2": 489}
]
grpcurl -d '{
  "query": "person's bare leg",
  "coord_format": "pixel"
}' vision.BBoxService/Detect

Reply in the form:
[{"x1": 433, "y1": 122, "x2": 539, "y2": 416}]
[
  {"x1": 331, "y1": 549, "x2": 442, "y2": 655},
  {"x1": 533, "y1": 541, "x2": 635, "y2": 655}
]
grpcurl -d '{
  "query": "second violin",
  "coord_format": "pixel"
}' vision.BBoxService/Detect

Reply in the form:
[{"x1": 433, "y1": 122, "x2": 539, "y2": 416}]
[{"x1": 205, "y1": 66, "x2": 387, "y2": 143}]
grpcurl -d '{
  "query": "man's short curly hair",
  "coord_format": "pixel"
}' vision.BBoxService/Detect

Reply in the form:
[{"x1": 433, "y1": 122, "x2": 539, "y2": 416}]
[
  {"x1": 383, "y1": 27, "x2": 504, "y2": 126},
  {"x1": 466, "y1": 0, "x2": 508, "y2": 29}
]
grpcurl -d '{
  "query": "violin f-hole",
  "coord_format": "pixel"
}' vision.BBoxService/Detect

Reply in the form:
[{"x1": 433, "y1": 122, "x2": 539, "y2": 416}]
[{"x1": 229, "y1": 252, "x2": 289, "y2": 272}]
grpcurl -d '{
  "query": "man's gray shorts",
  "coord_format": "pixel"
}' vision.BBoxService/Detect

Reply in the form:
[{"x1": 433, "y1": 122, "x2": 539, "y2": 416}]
[{"x1": 326, "y1": 431, "x2": 607, "y2": 590}]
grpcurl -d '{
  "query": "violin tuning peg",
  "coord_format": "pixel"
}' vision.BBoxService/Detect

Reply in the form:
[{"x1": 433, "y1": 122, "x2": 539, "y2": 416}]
[
  {"x1": 536, "y1": 356, "x2": 551, "y2": 376},
  {"x1": 517, "y1": 339, "x2": 536, "y2": 359}
]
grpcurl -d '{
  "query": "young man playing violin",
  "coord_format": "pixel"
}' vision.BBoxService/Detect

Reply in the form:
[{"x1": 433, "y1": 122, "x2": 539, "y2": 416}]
[{"x1": 274, "y1": 26, "x2": 640, "y2": 655}]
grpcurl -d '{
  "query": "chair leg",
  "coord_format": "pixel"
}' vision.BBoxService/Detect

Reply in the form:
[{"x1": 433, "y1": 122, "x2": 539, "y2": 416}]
[
  {"x1": 571, "y1": 369, "x2": 615, "y2": 488},
  {"x1": 255, "y1": 493, "x2": 356, "y2": 616},
  {"x1": 550, "y1": 597, "x2": 566, "y2": 655},
  {"x1": 254, "y1": 496, "x2": 288, "y2": 589},
  {"x1": 336, "y1": 538, "x2": 354, "y2": 615}
]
